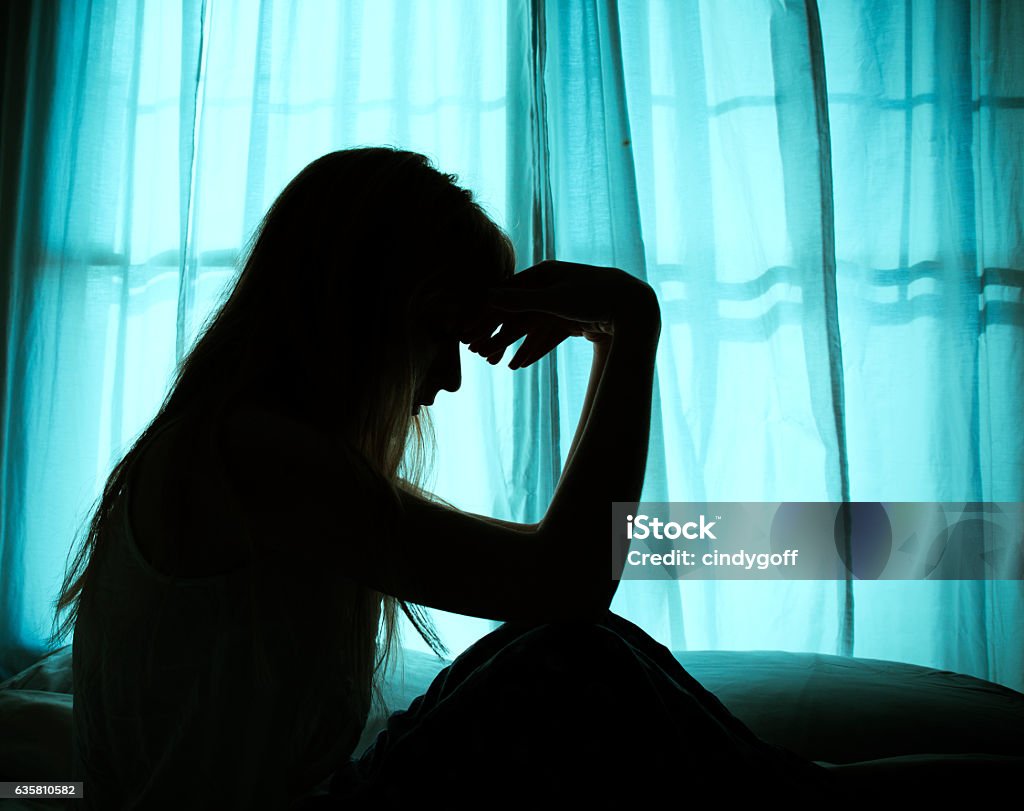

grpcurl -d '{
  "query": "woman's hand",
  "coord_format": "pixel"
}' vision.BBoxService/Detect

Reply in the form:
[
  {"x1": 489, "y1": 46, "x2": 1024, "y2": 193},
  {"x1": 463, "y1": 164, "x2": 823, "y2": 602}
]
[
  {"x1": 459, "y1": 260, "x2": 658, "y2": 369},
  {"x1": 464, "y1": 310, "x2": 611, "y2": 370}
]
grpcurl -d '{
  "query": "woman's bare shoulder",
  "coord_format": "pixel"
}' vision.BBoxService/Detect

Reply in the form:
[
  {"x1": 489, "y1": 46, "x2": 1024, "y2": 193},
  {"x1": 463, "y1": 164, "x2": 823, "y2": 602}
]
[
  {"x1": 224, "y1": 402, "x2": 388, "y2": 478},
  {"x1": 211, "y1": 406, "x2": 460, "y2": 532},
  {"x1": 128, "y1": 413, "x2": 247, "y2": 577}
]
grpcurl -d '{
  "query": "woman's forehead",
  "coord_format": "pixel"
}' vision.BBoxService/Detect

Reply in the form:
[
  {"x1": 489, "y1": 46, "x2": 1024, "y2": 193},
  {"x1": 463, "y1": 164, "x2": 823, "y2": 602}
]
[
  {"x1": 416, "y1": 282, "x2": 487, "y2": 320},
  {"x1": 418, "y1": 266, "x2": 497, "y2": 303}
]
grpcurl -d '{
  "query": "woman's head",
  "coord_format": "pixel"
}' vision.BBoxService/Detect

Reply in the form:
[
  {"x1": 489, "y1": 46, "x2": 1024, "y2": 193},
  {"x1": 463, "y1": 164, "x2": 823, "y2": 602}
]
[{"x1": 210, "y1": 147, "x2": 516, "y2": 476}]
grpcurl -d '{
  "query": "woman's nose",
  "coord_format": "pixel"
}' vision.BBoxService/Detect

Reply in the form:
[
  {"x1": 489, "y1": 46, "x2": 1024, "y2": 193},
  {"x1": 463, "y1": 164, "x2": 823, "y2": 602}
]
[{"x1": 432, "y1": 341, "x2": 462, "y2": 395}]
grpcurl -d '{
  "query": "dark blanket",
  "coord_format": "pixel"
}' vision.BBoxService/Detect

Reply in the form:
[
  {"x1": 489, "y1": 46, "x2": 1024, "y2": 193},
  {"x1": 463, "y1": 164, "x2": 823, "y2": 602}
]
[{"x1": 301, "y1": 610, "x2": 838, "y2": 806}]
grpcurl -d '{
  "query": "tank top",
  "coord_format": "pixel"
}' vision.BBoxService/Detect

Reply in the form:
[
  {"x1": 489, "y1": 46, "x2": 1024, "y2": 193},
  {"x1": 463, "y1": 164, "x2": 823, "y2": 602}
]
[{"x1": 70, "y1": 415, "x2": 374, "y2": 809}]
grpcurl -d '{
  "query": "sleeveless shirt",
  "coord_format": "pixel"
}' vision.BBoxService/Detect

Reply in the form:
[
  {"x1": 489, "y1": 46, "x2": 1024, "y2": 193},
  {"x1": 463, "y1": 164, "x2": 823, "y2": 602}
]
[{"x1": 70, "y1": 416, "x2": 374, "y2": 809}]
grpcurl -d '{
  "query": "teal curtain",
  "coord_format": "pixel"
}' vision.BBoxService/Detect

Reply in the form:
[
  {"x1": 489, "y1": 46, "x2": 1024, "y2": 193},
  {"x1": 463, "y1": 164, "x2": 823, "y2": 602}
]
[{"x1": 2, "y1": 0, "x2": 1021, "y2": 689}]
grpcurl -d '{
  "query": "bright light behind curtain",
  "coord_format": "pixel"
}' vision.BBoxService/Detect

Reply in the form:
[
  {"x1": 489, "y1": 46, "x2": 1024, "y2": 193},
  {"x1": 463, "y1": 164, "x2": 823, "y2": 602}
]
[
  {"x1": 1, "y1": 0, "x2": 1021, "y2": 689},
  {"x1": 607, "y1": 0, "x2": 1023, "y2": 684}
]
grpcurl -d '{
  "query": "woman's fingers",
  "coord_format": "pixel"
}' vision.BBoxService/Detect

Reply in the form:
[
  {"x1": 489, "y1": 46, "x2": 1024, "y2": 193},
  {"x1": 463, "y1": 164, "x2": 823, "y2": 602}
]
[
  {"x1": 451, "y1": 262, "x2": 637, "y2": 371},
  {"x1": 460, "y1": 306, "x2": 578, "y2": 370},
  {"x1": 470, "y1": 320, "x2": 529, "y2": 362},
  {"x1": 507, "y1": 325, "x2": 567, "y2": 369},
  {"x1": 459, "y1": 311, "x2": 504, "y2": 345}
]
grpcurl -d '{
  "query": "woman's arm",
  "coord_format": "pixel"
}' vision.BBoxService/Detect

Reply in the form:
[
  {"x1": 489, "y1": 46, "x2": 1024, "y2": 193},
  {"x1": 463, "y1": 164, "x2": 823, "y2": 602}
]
[
  {"x1": 215, "y1": 268, "x2": 659, "y2": 625},
  {"x1": 554, "y1": 336, "x2": 611, "y2": 495},
  {"x1": 537, "y1": 291, "x2": 660, "y2": 610}
]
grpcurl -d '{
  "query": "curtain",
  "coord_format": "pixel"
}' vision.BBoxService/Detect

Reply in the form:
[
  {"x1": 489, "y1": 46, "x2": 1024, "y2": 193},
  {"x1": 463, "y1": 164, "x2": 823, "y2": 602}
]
[{"x1": 2, "y1": 0, "x2": 1021, "y2": 690}]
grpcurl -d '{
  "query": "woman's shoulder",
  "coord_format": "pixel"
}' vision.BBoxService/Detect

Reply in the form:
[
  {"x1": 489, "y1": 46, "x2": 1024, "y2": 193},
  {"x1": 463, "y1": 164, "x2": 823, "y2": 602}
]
[
  {"x1": 128, "y1": 410, "x2": 251, "y2": 577},
  {"x1": 216, "y1": 402, "x2": 391, "y2": 493}
]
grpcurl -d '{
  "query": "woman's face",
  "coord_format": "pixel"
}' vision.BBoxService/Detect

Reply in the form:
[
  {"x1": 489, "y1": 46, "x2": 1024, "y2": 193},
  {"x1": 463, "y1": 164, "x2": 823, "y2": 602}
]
[{"x1": 407, "y1": 282, "x2": 487, "y2": 415}]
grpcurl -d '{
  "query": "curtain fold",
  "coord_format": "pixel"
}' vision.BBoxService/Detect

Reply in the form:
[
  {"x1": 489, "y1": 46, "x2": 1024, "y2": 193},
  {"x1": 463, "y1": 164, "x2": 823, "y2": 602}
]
[
  {"x1": 0, "y1": 0, "x2": 62, "y2": 680},
  {"x1": 174, "y1": 0, "x2": 209, "y2": 361},
  {"x1": 1, "y1": 0, "x2": 1021, "y2": 690},
  {"x1": 768, "y1": 0, "x2": 854, "y2": 655},
  {"x1": 504, "y1": 0, "x2": 561, "y2": 538}
]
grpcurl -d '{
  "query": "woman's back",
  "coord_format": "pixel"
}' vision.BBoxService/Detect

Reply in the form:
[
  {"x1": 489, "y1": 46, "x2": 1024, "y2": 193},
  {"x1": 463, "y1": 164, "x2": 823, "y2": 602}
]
[{"x1": 70, "y1": 413, "x2": 373, "y2": 809}]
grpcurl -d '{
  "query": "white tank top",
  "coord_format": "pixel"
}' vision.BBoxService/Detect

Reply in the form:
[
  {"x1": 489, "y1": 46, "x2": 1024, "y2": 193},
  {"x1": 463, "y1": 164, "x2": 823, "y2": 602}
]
[{"x1": 70, "y1": 419, "x2": 373, "y2": 809}]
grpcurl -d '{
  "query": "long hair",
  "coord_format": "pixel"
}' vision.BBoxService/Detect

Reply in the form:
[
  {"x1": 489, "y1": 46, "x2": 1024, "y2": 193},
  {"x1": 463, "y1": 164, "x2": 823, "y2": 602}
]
[{"x1": 51, "y1": 146, "x2": 516, "y2": 719}]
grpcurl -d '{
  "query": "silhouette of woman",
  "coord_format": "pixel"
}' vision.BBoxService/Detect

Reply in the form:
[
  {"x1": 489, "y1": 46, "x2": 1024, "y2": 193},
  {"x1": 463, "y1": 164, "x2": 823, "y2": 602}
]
[{"x1": 53, "y1": 147, "x2": 840, "y2": 808}]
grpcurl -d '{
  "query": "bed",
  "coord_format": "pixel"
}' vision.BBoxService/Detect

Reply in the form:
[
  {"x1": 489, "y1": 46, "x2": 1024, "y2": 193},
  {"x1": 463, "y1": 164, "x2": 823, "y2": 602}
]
[{"x1": 2, "y1": 644, "x2": 1022, "y2": 806}]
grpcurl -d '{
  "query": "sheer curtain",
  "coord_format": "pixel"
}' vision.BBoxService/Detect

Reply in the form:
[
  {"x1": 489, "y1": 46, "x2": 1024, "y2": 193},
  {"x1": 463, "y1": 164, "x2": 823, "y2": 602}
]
[{"x1": 2, "y1": 0, "x2": 1021, "y2": 689}]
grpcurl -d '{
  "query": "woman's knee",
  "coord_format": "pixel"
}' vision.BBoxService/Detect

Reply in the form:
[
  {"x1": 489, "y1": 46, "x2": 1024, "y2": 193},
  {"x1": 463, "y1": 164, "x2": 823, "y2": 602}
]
[
  {"x1": 447, "y1": 611, "x2": 641, "y2": 686},
  {"x1": 509, "y1": 618, "x2": 635, "y2": 674}
]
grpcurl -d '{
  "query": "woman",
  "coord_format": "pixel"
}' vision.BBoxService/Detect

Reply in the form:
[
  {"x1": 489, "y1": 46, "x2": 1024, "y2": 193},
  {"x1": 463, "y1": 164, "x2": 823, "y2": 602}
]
[{"x1": 52, "y1": 147, "x2": 839, "y2": 807}]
